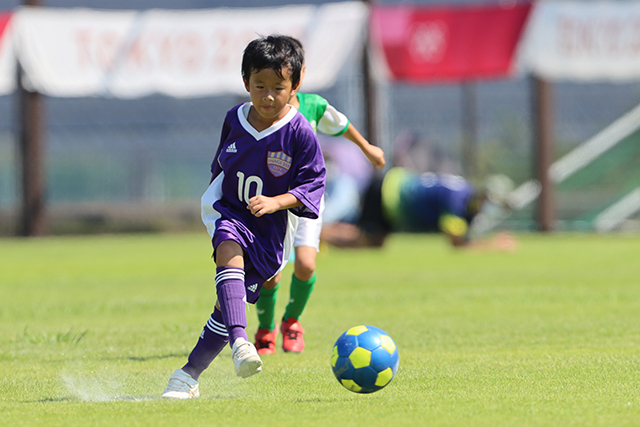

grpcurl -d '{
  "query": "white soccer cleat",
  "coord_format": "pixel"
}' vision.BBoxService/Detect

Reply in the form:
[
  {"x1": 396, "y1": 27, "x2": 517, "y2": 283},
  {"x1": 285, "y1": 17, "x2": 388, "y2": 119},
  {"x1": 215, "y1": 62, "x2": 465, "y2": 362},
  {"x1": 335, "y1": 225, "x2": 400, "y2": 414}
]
[
  {"x1": 162, "y1": 368, "x2": 200, "y2": 399},
  {"x1": 231, "y1": 338, "x2": 263, "y2": 378}
]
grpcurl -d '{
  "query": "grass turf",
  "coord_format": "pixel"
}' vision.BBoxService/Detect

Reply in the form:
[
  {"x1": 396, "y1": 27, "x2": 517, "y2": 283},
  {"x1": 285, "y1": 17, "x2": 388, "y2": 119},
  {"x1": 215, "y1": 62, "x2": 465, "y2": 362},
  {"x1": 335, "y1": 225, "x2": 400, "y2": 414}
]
[{"x1": 0, "y1": 232, "x2": 639, "y2": 426}]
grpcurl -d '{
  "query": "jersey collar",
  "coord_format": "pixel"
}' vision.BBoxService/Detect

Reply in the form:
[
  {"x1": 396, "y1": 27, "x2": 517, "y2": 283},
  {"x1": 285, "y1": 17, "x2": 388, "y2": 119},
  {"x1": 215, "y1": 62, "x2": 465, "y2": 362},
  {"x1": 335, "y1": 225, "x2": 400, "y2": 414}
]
[{"x1": 238, "y1": 102, "x2": 298, "y2": 141}]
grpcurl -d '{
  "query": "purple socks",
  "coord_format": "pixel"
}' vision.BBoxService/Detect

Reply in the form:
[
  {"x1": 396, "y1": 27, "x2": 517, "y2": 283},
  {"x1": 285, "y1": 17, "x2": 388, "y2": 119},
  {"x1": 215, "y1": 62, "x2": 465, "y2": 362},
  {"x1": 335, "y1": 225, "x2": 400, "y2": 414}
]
[
  {"x1": 214, "y1": 266, "x2": 249, "y2": 345},
  {"x1": 182, "y1": 307, "x2": 227, "y2": 380},
  {"x1": 181, "y1": 266, "x2": 249, "y2": 381}
]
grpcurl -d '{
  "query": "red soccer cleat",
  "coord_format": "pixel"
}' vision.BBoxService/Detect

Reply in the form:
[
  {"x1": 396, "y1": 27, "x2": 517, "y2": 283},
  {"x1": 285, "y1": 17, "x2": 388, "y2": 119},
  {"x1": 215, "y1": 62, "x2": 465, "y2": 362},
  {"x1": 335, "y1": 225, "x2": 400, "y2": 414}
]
[
  {"x1": 280, "y1": 318, "x2": 305, "y2": 353},
  {"x1": 254, "y1": 326, "x2": 277, "y2": 355}
]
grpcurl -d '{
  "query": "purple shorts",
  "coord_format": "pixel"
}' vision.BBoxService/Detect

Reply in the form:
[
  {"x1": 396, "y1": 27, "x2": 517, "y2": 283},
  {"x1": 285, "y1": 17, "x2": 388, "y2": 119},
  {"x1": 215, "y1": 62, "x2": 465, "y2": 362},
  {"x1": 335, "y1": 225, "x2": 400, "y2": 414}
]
[{"x1": 212, "y1": 230, "x2": 267, "y2": 304}]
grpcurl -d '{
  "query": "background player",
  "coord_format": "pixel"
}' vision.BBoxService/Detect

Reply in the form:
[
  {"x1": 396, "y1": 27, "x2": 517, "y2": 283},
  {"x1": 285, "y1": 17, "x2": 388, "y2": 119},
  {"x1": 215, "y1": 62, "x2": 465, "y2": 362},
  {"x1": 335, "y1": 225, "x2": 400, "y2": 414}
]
[
  {"x1": 320, "y1": 167, "x2": 516, "y2": 251},
  {"x1": 254, "y1": 37, "x2": 386, "y2": 355},
  {"x1": 162, "y1": 35, "x2": 325, "y2": 399}
]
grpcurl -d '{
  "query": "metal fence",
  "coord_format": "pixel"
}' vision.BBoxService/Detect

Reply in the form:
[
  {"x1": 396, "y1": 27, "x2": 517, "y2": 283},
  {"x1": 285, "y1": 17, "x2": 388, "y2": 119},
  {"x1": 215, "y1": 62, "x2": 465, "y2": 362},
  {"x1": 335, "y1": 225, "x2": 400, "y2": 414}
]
[{"x1": 1, "y1": 55, "x2": 640, "y2": 234}]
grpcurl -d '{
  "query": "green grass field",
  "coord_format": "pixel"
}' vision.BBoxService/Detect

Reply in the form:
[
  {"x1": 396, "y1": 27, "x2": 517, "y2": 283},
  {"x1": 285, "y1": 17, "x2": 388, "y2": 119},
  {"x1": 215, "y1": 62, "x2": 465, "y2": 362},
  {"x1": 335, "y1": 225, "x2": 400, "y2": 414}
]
[{"x1": 1, "y1": 232, "x2": 639, "y2": 426}]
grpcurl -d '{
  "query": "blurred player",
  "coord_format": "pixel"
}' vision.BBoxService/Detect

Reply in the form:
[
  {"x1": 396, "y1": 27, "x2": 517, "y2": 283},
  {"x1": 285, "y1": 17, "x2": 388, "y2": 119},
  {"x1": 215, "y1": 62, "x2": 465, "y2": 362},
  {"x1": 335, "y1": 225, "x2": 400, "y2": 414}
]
[
  {"x1": 254, "y1": 36, "x2": 386, "y2": 356},
  {"x1": 162, "y1": 35, "x2": 325, "y2": 399},
  {"x1": 320, "y1": 167, "x2": 517, "y2": 251}
]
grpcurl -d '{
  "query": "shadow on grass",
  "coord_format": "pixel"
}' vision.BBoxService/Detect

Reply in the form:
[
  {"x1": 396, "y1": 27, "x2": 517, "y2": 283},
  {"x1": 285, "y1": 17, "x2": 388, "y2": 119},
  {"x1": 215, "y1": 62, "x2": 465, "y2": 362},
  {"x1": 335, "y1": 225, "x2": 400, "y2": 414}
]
[
  {"x1": 100, "y1": 352, "x2": 189, "y2": 362},
  {"x1": 30, "y1": 395, "x2": 159, "y2": 403},
  {"x1": 31, "y1": 397, "x2": 77, "y2": 403},
  {"x1": 293, "y1": 397, "x2": 347, "y2": 403}
]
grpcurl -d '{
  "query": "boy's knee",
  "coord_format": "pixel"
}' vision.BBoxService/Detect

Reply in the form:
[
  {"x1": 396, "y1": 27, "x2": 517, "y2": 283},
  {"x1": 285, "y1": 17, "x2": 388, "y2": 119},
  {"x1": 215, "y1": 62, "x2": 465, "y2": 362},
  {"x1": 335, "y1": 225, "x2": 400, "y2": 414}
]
[
  {"x1": 294, "y1": 262, "x2": 315, "y2": 281},
  {"x1": 215, "y1": 240, "x2": 244, "y2": 267},
  {"x1": 294, "y1": 247, "x2": 316, "y2": 279}
]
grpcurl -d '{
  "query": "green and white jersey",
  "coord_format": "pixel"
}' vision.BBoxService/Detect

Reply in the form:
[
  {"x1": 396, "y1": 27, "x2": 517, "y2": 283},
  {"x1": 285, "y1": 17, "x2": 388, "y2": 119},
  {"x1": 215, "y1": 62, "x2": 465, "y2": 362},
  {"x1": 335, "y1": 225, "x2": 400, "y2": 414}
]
[{"x1": 296, "y1": 93, "x2": 349, "y2": 136}]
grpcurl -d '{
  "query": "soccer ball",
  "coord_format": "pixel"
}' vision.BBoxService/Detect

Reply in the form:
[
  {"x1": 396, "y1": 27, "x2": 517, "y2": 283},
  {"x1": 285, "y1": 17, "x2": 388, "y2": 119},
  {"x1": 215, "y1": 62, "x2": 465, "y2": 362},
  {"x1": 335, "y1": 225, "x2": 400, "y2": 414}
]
[{"x1": 330, "y1": 325, "x2": 399, "y2": 393}]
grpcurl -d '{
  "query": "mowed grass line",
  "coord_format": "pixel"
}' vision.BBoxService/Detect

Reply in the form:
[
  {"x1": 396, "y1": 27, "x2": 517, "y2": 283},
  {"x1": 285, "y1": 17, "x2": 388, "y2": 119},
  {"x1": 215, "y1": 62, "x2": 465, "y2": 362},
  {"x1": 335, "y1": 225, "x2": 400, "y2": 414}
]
[{"x1": 0, "y1": 232, "x2": 639, "y2": 426}]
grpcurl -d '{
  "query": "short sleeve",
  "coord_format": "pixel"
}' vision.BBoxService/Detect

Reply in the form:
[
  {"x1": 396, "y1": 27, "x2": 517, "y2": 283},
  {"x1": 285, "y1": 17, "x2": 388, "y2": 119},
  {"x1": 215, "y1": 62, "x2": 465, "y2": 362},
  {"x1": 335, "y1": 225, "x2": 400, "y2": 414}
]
[
  {"x1": 317, "y1": 104, "x2": 349, "y2": 136},
  {"x1": 287, "y1": 124, "x2": 326, "y2": 219}
]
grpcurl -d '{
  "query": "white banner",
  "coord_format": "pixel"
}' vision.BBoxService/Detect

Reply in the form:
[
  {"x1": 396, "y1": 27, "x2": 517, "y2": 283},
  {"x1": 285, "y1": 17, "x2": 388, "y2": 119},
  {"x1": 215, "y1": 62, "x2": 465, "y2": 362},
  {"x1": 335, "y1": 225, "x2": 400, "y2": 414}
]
[
  {"x1": 13, "y1": 2, "x2": 367, "y2": 98},
  {"x1": 518, "y1": 1, "x2": 640, "y2": 81},
  {"x1": 0, "y1": 12, "x2": 14, "y2": 95}
]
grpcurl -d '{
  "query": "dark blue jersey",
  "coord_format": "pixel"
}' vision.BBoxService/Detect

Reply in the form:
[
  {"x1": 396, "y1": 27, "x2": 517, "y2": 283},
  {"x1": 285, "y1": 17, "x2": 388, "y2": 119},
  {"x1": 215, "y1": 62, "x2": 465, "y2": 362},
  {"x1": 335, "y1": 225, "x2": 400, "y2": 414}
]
[
  {"x1": 381, "y1": 168, "x2": 474, "y2": 236},
  {"x1": 202, "y1": 103, "x2": 326, "y2": 280}
]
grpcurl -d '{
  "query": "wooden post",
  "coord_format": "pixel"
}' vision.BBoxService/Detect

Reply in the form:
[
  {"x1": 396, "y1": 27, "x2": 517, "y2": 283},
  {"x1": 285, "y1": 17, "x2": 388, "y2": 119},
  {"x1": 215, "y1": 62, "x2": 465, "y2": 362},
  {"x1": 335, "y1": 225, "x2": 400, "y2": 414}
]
[
  {"x1": 18, "y1": 0, "x2": 45, "y2": 236},
  {"x1": 532, "y1": 75, "x2": 554, "y2": 232}
]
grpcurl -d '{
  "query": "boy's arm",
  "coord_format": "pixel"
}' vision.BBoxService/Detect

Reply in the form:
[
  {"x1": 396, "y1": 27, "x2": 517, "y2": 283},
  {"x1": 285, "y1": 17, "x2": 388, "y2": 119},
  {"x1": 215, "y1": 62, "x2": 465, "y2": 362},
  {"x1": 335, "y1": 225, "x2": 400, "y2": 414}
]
[
  {"x1": 209, "y1": 111, "x2": 233, "y2": 183},
  {"x1": 440, "y1": 212, "x2": 517, "y2": 252},
  {"x1": 449, "y1": 231, "x2": 518, "y2": 252},
  {"x1": 320, "y1": 222, "x2": 388, "y2": 248},
  {"x1": 318, "y1": 101, "x2": 385, "y2": 170},
  {"x1": 246, "y1": 193, "x2": 302, "y2": 218},
  {"x1": 341, "y1": 123, "x2": 386, "y2": 170}
]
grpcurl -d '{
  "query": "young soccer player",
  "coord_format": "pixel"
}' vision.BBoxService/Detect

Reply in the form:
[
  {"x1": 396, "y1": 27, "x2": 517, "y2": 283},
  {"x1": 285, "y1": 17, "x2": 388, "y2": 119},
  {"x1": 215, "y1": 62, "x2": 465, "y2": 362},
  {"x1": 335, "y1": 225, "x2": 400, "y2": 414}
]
[
  {"x1": 162, "y1": 35, "x2": 326, "y2": 399},
  {"x1": 253, "y1": 37, "x2": 386, "y2": 355},
  {"x1": 320, "y1": 167, "x2": 516, "y2": 251}
]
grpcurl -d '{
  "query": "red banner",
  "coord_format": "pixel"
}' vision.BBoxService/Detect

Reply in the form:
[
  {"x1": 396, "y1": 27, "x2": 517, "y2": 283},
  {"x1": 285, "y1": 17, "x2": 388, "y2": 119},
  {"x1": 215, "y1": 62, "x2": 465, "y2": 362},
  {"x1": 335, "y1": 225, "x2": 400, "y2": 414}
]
[
  {"x1": 0, "y1": 12, "x2": 11, "y2": 38},
  {"x1": 370, "y1": 3, "x2": 532, "y2": 83},
  {"x1": 0, "y1": 11, "x2": 14, "y2": 95}
]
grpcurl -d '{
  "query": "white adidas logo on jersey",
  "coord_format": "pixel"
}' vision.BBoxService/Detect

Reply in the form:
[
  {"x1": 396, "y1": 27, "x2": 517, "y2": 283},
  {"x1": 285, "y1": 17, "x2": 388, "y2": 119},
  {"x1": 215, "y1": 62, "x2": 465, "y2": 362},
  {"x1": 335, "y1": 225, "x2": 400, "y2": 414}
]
[
  {"x1": 226, "y1": 142, "x2": 237, "y2": 153},
  {"x1": 248, "y1": 283, "x2": 258, "y2": 293}
]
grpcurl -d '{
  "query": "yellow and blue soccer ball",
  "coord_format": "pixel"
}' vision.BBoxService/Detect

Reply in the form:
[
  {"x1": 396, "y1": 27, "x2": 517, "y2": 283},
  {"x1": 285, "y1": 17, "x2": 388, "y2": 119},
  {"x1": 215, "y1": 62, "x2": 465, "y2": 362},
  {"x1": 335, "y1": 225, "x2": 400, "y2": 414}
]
[{"x1": 330, "y1": 325, "x2": 399, "y2": 393}]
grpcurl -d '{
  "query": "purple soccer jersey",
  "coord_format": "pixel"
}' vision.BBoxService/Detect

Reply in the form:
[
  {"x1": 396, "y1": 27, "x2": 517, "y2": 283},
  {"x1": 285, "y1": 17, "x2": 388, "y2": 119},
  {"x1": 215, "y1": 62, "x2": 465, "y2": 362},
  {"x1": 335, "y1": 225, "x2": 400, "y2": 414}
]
[{"x1": 202, "y1": 103, "x2": 326, "y2": 293}]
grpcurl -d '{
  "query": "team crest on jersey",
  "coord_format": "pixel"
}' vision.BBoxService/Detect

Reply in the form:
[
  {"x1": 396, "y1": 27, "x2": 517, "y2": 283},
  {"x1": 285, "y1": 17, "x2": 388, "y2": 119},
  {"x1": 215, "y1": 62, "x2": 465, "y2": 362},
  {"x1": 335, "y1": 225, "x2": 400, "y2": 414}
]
[{"x1": 267, "y1": 151, "x2": 292, "y2": 177}]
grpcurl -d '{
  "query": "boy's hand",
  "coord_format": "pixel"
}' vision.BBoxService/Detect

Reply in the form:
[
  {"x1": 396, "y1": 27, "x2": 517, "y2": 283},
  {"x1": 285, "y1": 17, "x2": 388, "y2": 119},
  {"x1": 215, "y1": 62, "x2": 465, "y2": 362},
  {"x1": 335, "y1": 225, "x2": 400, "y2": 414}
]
[
  {"x1": 490, "y1": 231, "x2": 518, "y2": 252},
  {"x1": 247, "y1": 193, "x2": 302, "y2": 217},
  {"x1": 364, "y1": 145, "x2": 386, "y2": 170},
  {"x1": 247, "y1": 195, "x2": 281, "y2": 217}
]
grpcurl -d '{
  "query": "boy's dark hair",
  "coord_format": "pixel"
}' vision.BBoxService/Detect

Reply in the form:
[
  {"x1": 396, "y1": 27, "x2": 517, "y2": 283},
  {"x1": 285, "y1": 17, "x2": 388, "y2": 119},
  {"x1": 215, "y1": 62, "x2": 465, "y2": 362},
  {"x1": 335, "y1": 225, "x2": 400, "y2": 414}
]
[{"x1": 242, "y1": 34, "x2": 304, "y2": 88}]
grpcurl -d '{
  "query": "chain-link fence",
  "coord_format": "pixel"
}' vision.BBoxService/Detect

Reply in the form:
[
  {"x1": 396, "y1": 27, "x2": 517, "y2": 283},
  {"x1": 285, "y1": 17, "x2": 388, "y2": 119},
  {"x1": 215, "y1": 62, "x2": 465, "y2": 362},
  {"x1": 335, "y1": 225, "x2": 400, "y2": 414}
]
[{"x1": 2, "y1": 54, "x2": 640, "y2": 234}]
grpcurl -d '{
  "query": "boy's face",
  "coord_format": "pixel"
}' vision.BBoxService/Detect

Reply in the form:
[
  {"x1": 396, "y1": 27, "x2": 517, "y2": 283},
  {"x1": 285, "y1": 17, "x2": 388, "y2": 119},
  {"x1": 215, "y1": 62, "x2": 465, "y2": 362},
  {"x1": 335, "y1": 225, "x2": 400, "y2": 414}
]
[{"x1": 243, "y1": 67, "x2": 299, "y2": 126}]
